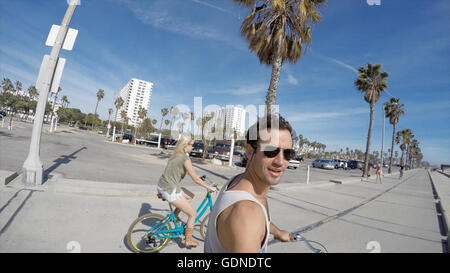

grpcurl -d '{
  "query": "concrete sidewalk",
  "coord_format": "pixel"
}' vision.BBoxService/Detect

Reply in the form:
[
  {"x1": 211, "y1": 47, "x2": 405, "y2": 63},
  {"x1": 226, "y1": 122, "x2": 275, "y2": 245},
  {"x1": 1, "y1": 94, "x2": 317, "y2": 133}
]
[{"x1": 0, "y1": 168, "x2": 447, "y2": 253}]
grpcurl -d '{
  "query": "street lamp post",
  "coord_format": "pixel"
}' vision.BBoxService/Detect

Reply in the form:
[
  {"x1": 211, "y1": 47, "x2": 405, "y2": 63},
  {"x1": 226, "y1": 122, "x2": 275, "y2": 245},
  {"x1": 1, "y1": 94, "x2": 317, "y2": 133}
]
[
  {"x1": 380, "y1": 104, "x2": 385, "y2": 172},
  {"x1": 22, "y1": 2, "x2": 79, "y2": 185}
]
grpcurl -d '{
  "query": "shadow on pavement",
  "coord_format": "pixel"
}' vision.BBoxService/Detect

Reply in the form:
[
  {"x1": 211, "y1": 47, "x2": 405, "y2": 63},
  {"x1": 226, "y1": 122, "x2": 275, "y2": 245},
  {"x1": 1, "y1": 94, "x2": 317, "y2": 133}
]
[{"x1": 43, "y1": 147, "x2": 87, "y2": 184}]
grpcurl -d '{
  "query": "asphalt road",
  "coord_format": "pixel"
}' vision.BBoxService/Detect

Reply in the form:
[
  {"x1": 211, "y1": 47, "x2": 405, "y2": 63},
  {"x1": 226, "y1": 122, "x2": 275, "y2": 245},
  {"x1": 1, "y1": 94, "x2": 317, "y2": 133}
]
[{"x1": 1, "y1": 121, "x2": 398, "y2": 187}]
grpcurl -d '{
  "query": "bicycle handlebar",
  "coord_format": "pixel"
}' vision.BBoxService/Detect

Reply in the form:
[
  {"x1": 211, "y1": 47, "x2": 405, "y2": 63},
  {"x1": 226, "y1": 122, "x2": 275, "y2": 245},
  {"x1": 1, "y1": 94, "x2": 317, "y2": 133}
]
[
  {"x1": 290, "y1": 233, "x2": 325, "y2": 253},
  {"x1": 200, "y1": 175, "x2": 220, "y2": 192}
]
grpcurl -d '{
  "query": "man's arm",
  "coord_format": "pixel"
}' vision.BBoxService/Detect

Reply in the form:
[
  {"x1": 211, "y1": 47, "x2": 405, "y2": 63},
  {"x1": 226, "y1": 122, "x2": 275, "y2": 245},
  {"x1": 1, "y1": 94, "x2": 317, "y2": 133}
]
[
  {"x1": 270, "y1": 223, "x2": 292, "y2": 242},
  {"x1": 217, "y1": 200, "x2": 266, "y2": 253}
]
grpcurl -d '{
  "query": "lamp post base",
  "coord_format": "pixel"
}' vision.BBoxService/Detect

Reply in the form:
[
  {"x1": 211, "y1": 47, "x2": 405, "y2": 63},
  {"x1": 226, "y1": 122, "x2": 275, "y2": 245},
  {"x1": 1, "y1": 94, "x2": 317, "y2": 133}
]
[{"x1": 22, "y1": 163, "x2": 43, "y2": 186}]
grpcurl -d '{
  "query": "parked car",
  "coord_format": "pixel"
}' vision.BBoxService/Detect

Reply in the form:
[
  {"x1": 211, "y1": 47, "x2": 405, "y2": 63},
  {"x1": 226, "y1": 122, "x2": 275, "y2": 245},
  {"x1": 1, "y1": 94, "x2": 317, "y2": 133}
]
[
  {"x1": 319, "y1": 159, "x2": 335, "y2": 170},
  {"x1": 190, "y1": 142, "x2": 204, "y2": 158},
  {"x1": 312, "y1": 159, "x2": 323, "y2": 168},
  {"x1": 348, "y1": 160, "x2": 365, "y2": 170},
  {"x1": 331, "y1": 159, "x2": 345, "y2": 169},
  {"x1": 213, "y1": 140, "x2": 231, "y2": 160},
  {"x1": 122, "y1": 133, "x2": 133, "y2": 141},
  {"x1": 288, "y1": 157, "x2": 301, "y2": 169},
  {"x1": 0, "y1": 110, "x2": 6, "y2": 118}
]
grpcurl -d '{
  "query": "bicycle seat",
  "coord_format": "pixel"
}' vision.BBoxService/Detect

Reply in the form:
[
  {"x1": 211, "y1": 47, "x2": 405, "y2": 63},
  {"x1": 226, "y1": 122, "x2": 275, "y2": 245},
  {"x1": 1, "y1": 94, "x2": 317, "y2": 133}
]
[{"x1": 157, "y1": 193, "x2": 167, "y2": 201}]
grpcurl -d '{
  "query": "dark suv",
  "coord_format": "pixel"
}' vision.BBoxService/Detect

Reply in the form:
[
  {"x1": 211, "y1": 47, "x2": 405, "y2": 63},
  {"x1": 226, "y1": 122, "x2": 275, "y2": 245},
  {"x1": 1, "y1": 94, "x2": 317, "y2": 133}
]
[
  {"x1": 190, "y1": 142, "x2": 204, "y2": 157},
  {"x1": 347, "y1": 160, "x2": 364, "y2": 170}
]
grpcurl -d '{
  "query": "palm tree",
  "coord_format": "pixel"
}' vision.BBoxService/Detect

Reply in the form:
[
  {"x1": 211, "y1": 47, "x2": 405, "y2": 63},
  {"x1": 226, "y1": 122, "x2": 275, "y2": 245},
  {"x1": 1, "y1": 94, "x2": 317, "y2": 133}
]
[
  {"x1": 164, "y1": 119, "x2": 170, "y2": 130},
  {"x1": 181, "y1": 112, "x2": 190, "y2": 133},
  {"x1": 234, "y1": 0, "x2": 326, "y2": 114},
  {"x1": 14, "y1": 80, "x2": 22, "y2": 96},
  {"x1": 355, "y1": 63, "x2": 389, "y2": 178},
  {"x1": 120, "y1": 110, "x2": 128, "y2": 142},
  {"x1": 396, "y1": 129, "x2": 413, "y2": 168},
  {"x1": 61, "y1": 95, "x2": 69, "y2": 108},
  {"x1": 113, "y1": 97, "x2": 124, "y2": 139},
  {"x1": 134, "y1": 107, "x2": 147, "y2": 144},
  {"x1": 384, "y1": 98, "x2": 404, "y2": 173},
  {"x1": 92, "y1": 89, "x2": 104, "y2": 130},
  {"x1": 27, "y1": 85, "x2": 38, "y2": 100},
  {"x1": 2, "y1": 78, "x2": 14, "y2": 93},
  {"x1": 160, "y1": 108, "x2": 169, "y2": 132},
  {"x1": 169, "y1": 106, "x2": 179, "y2": 133},
  {"x1": 106, "y1": 108, "x2": 113, "y2": 137}
]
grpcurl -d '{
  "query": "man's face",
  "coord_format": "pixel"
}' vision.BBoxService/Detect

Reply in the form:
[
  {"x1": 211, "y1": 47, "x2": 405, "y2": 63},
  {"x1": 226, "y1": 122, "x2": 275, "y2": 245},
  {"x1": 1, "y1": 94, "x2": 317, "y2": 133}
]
[{"x1": 246, "y1": 128, "x2": 293, "y2": 186}]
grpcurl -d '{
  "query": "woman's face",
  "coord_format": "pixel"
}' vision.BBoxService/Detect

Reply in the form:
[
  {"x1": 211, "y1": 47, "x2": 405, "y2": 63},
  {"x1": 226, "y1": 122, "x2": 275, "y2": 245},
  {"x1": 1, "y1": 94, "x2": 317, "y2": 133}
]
[{"x1": 185, "y1": 141, "x2": 194, "y2": 153}]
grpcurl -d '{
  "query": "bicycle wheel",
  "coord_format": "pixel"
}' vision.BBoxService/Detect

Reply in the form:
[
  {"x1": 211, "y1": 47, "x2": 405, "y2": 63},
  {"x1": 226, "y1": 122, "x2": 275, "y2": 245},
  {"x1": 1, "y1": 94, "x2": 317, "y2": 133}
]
[
  {"x1": 199, "y1": 213, "x2": 210, "y2": 239},
  {"x1": 127, "y1": 213, "x2": 173, "y2": 253}
]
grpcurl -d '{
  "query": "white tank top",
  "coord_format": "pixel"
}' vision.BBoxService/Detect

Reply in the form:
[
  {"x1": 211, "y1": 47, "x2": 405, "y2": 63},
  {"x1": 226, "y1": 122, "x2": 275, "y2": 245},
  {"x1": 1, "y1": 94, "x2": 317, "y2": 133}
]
[{"x1": 204, "y1": 174, "x2": 270, "y2": 253}]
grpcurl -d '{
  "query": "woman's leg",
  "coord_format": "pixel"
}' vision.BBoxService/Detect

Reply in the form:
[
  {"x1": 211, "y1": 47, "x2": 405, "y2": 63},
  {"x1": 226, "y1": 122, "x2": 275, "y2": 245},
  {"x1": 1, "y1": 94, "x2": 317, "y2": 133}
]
[
  {"x1": 171, "y1": 195, "x2": 200, "y2": 247},
  {"x1": 171, "y1": 195, "x2": 196, "y2": 228}
]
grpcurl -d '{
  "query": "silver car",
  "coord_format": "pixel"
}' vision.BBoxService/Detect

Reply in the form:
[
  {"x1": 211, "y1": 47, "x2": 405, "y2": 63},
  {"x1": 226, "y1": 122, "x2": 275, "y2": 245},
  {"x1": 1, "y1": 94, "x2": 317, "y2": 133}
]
[{"x1": 320, "y1": 160, "x2": 335, "y2": 170}]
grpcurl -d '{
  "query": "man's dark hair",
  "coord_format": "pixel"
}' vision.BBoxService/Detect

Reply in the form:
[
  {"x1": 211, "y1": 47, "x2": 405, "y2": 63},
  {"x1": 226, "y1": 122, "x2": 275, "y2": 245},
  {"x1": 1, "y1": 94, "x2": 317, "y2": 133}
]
[{"x1": 245, "y1": 114, "x2": 293, "y2": 148}]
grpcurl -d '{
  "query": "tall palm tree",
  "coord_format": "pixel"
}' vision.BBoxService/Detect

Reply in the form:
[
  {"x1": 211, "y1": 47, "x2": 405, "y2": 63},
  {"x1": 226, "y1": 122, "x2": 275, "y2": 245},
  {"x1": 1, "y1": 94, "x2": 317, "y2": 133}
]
[
  {"x1": 169, "y1": 106, "x2": 179, "y2": 133},
  {"x1": 160, "y1": 108, "x2": 169, "y2": 132},
  {"x1": 396, "y1": 129, "x2": 413, "y2": 168},
  {"x1": 355, "y1": 63, "x2": 389, "y2": 178},
  {"x1": 384, "y1": 98, "x2": 404, "y2": 173},
  {"x1": 106, "y1": 108, "x2": 113, "y2": 137},
  {"x1": 2, "y1": 78, "x2": 14, "y2": 93},
  {"x1": 14, "y1": 80, "x2": 22, "y2": 96},
  {"x1": 61, "y1": 95, "x2": 69, "y2": 108},
  {"x1": 92, "y1": 89, "x2": 104, "y2": 130},
  {"x1": 113, "y1": 97, "x2": 124, "y2": 139},
  {"x1": 120, "y1": 110, "x2": 128, "y2": 142},
  {"x1": 134, "y1": 107, "x2": 147, "y2": 144},
  {"x1": 234, "y1": 0, "x2": 326, "y2": 114}
]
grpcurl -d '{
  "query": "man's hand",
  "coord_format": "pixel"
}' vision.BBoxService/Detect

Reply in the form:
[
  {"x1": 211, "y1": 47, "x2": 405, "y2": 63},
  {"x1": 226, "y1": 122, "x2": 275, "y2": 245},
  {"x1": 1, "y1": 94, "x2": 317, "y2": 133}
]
[{"x1": 274, "y1": 230, "x2": 292, "y2": 242}]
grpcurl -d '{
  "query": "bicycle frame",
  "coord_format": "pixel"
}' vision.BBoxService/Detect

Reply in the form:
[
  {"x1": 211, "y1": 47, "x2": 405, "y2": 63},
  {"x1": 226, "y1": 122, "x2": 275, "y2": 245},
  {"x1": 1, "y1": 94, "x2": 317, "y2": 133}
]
[{"x1": 149, "y1": 191, "x2": 214, "y2": 240}]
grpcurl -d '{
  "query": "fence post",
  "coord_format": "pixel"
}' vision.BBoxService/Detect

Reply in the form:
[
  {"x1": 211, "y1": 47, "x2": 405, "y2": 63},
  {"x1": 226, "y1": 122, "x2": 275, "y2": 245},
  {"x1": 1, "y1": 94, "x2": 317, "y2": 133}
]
[{"x1": 307, "y1": 165, "x2": 310, "y2": 184}]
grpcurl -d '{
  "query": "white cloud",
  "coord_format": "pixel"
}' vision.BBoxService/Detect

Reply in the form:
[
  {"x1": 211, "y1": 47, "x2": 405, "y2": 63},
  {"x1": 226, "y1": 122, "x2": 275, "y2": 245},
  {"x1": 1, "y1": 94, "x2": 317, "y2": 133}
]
[{"x1": 286, "y1": 73, "x2": 299, "y2": 86}]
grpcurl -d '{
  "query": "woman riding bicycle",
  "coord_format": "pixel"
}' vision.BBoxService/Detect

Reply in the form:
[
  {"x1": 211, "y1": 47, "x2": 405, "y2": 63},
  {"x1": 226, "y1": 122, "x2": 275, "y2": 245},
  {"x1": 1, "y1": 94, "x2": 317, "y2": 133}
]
[{"x1": 157, "y1": 134, "x2": 217, "y2": 247}]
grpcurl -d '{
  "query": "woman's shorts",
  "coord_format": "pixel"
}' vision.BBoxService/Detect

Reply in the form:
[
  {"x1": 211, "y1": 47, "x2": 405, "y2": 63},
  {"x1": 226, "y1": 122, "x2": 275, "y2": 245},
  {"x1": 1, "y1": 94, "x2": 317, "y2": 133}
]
[{"x1": 157, "y1": 186, "x2": 183, "y2": 203}]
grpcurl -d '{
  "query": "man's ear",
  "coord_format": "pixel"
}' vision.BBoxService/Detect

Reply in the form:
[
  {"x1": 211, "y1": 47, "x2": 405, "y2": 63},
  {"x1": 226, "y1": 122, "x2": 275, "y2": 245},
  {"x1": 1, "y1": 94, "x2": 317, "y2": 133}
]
[{"x1": 246, "y1": 143, "x2": 254, "y2": 161}]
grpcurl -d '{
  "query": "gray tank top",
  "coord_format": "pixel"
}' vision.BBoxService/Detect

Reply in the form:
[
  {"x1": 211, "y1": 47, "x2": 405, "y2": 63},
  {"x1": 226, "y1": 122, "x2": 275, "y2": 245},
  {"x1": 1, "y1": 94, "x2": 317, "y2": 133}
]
[{"x1": 204, "y1": 174, "x2": 270, "y2": 253}]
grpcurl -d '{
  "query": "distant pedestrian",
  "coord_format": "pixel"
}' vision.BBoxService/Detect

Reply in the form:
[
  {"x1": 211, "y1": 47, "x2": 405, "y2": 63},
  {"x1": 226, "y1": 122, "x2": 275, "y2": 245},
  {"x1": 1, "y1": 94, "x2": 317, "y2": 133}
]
[
  {"x1": 399, "y1": 165, "x2": 404, "y2": 179},
  {"x1": 344, "y1": 161, "x2": 348, "y2": 170},
  {"x1": 375, "y1": 163, "x2": 382, "y2": 184}
]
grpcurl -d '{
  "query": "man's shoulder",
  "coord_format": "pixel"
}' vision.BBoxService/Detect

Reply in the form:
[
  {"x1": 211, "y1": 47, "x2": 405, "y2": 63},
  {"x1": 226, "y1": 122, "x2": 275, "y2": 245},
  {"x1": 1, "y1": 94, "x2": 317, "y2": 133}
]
[{"x1": 220, "y1": 199, "x2": 265, "y2": 228}]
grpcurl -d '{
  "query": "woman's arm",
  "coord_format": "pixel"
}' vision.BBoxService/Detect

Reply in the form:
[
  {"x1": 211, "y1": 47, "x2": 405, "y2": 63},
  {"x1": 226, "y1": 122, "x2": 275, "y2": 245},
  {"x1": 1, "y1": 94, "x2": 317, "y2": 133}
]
[{"x1": 184, "y1": 159, "x2": 216, "y2": 192}]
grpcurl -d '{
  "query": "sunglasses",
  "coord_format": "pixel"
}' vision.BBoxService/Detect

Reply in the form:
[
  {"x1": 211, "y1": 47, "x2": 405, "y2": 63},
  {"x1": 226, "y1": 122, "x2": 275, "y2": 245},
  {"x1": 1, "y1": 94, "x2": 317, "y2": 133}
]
[{"x1": 251, "y1": 143, "x2": 296, "y2": 161}]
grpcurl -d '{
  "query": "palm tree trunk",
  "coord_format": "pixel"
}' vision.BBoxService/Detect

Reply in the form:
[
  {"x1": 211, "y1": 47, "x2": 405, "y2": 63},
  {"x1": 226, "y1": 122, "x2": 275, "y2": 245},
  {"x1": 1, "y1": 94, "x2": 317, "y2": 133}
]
[
  {"x1": 363, "y1": 102, "x2": 375, "y2": 178},
  {"x1": 388, "y1": 122, "x2": 396, "y2": 174},
  {"x1": 92, "y1": 101, "x2": 99, "y2": 130},
  {"x1": 265, "y1": 36, "x2": 283, "y2": 116}
]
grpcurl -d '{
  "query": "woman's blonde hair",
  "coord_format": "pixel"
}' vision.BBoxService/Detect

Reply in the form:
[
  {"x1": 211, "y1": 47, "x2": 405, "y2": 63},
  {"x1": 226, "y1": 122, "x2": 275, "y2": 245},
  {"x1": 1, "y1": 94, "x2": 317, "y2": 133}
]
[{"x1": 170, "y1": 134, "x2": 194, "y2": 160}]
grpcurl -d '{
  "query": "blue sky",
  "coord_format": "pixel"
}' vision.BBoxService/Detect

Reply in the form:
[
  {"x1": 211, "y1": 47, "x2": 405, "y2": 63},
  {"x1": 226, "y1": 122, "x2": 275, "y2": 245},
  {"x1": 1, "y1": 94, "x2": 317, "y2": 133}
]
[{"x1": 0, "y1": 0, "x2": 449, "y2": 165}]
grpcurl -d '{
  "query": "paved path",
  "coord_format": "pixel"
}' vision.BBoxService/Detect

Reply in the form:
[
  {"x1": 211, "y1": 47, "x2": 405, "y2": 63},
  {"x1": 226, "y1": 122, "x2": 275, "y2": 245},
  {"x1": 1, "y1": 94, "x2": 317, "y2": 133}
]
[{"x1": 0, "y1": 168, "x2": 446, "y2": 253}]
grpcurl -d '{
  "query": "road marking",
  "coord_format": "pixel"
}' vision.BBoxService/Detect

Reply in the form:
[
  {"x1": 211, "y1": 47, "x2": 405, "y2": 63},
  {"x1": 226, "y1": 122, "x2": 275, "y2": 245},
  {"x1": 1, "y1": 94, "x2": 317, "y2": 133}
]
[{"x1": 322, "y1": 216, "x2": 337, "y2": 223}]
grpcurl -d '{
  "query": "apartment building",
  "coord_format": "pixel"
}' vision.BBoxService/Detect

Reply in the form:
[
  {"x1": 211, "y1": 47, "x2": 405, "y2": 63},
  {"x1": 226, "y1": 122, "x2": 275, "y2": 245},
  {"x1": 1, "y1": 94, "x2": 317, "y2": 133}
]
[
  {"x1": 204, "y1": 106, "x2": 246, "y2": 140},
  {"x1": 117, "y1": 78, "x2": 153, "y2": 126}
]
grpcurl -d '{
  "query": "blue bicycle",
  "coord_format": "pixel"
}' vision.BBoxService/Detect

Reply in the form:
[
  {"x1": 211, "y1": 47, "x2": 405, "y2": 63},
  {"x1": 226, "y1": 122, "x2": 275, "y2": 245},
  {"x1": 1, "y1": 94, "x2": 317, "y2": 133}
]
[{"x1": 126, "y1": 175, "x2": 219, "y2": 253}]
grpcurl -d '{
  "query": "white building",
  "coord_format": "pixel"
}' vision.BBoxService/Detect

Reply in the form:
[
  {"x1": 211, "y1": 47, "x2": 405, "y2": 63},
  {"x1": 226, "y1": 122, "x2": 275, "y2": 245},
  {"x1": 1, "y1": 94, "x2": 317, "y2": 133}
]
[
  {"x1": 204, "y1": 106, "x2": 246, "y2": 140},
  {"x1": 117, "y1": 78, "x2": 153, "y2": 126}
]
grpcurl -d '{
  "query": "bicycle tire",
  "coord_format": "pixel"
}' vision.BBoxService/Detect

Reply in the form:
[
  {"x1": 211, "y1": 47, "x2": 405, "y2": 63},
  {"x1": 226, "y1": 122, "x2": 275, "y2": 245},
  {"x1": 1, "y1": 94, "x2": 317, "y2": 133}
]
[
  {"x1": 126, "y1": 213, "x2": 173, "y2": 253},
  {"x1": 199, "y1": 213, "x2": 210, "y2": 239}
]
